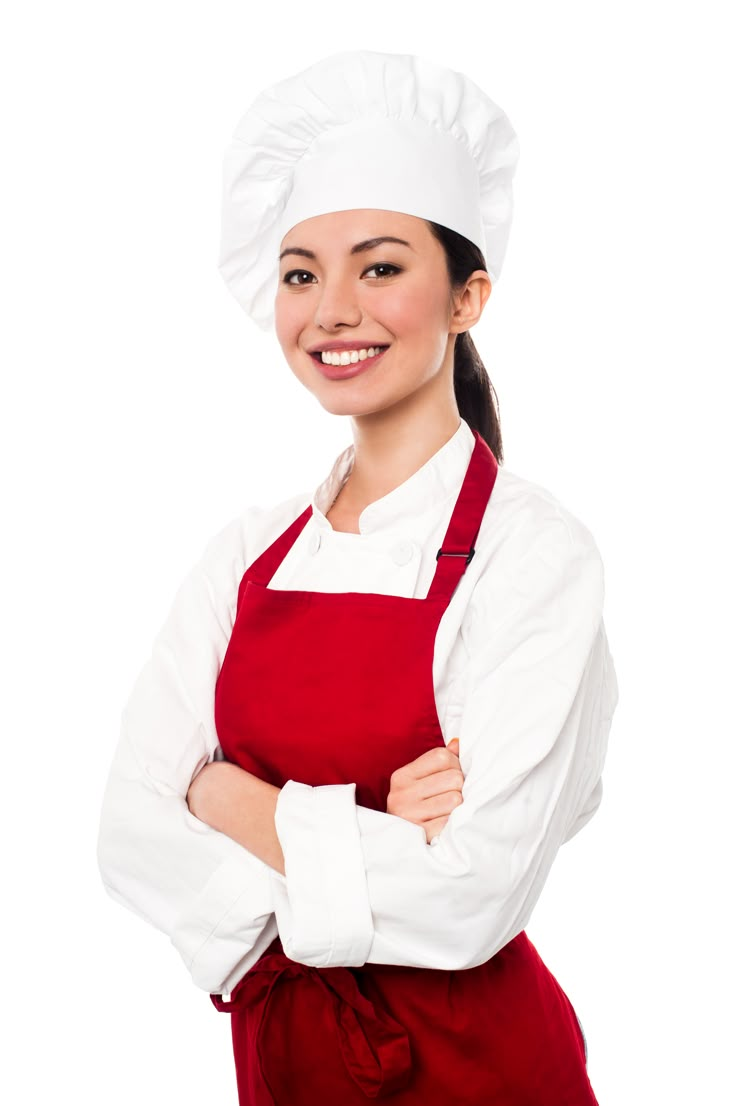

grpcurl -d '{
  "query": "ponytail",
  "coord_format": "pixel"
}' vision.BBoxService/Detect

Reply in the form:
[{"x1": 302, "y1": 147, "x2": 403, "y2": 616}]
[{"x1": 426, "y1": 221, "x2": 504, "y2": 464}]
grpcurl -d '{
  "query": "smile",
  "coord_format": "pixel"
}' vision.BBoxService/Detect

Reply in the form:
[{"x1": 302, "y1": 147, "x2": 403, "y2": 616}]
[
  {"x1": 315, "y1": 345, "x2": 389, "y2": 366},
  {"x1": 311, "y1": 346, "x2": 389, "y2": 380}
]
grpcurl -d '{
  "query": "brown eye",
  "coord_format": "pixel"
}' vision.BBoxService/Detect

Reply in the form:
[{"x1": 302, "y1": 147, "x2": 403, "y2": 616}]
[
  {"x1": 282, "y1": 270, "x2": 315, "y2": 285},
  {"x1": 364, "y1": 264, "x2": 401, "y2": 279}
]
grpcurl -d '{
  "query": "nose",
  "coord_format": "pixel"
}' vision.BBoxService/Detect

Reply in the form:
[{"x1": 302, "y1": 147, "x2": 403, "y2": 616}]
[{"x1": 313, "y1": 273, "x2": 363, "y2": 331}]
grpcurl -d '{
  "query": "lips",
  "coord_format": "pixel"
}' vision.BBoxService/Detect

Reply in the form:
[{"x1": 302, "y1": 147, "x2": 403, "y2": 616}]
[
  {"x1": 312, "y1": 346, "x2": 388, "y2": 380},
  {"x1": 309, "y1": 343, "x2": 389, "y2": 355}
]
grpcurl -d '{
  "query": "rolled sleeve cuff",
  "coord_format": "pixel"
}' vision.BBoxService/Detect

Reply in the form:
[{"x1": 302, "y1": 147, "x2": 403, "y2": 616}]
[
  {"x1": 169, "y1": 844, "x2": 275, "y2": 993},
  {"x1": 272, "y1": 780, "x2": 373, "y2": 967}
]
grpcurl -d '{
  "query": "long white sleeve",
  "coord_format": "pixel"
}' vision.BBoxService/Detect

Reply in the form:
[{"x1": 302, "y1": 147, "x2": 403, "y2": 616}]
[
  {"x1": 96, "y1": 510, "x2": 278, "y2": 994},
  {"x1": 270, "y1": 516, "x2": 618, "y2": 970}
]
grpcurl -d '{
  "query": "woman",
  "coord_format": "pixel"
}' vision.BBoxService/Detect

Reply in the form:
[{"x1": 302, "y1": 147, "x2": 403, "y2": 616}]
[{"x1": 97, "y1": 50, "x2": 618, "y2": 1104}]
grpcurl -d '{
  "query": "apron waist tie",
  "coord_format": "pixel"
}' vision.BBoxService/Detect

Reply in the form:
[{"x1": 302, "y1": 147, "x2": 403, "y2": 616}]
[{"x1": 210, "y1": 952, "x2": 413, "y2": 1101}]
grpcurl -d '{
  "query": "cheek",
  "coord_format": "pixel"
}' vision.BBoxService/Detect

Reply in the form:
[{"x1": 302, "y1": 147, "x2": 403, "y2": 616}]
[
  {"x1": 273, "y1": 295, "x2": 294, "y2": 347},
  {"x1": 381, "y1": 281, "x2": 446, "y2": 340},
  {"x1": 274, "y1": 287, "x2": 309, "y2": 341}
]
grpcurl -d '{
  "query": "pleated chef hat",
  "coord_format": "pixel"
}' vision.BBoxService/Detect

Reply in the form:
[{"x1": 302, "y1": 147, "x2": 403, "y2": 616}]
[{"x1": 219, "y1": 50, "x2": 520, "y2": 331}]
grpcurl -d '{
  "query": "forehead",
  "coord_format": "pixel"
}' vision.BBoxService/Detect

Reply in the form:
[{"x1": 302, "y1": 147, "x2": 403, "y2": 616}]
[{"x1": 279, "y1": 208, "x2": 429, "y2": 252}]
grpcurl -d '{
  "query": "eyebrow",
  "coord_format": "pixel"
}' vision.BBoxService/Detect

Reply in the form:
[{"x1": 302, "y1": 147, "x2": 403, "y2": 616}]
[{"x1": 278, "y1": 236, "x2": 414, "y2": 262}]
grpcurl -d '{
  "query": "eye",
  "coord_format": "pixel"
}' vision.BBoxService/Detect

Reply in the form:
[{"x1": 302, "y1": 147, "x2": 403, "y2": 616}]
[
  {"x1": 364, "y1": 263, "x2": 402, "y2": 279},
  {"x1": 282, "y1": 270, "x2": 316, "y2": 286},
  {"x1": 281, "y1": 263, "x2": 402, "y2": 286}
]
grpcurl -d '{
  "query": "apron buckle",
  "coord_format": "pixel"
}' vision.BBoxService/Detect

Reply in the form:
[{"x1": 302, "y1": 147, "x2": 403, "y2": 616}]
[{"x1": 436, "y1": 546, "x2": 475, "y2": 565}]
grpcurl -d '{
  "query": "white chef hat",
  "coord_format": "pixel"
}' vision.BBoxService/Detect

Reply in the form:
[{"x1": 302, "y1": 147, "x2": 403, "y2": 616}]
[{"x1": 219, "y1": 50, "x2": 520, "y2": 331}]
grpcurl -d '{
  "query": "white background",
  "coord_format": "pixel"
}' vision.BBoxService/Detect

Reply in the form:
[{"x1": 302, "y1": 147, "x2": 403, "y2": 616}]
[{"x1": 2, "y1": 1, "x2": 734, "y2": 1102}]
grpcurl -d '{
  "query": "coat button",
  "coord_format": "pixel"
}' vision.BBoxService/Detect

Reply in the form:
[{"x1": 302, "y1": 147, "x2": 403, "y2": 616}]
[
  {"x1": 308, "y1": 531, "x2": 321, "y2": 554},
  {"x1": 391, "y1": 541, "x2": 414, "y2": 566}
]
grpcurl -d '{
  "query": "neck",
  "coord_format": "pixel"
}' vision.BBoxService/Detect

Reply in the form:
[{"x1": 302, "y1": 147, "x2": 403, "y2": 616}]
[{"x1": 337, "y1": 399, "x2": 462, "y2": 515}]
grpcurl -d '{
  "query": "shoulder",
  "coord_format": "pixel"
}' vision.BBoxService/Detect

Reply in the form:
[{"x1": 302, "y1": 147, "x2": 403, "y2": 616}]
[
  {"x1": 196, "y1": 488, "x2": 313, "y2": 580},
  {"x1": 466, "y1": 465, "x2": 607, "y2": 641},
  {"x1": 483, "y1": 464, "x2": 603, "y2": 561},
  {"x1": 142, "y1": 489, "x2": 314, "y2": 674}
]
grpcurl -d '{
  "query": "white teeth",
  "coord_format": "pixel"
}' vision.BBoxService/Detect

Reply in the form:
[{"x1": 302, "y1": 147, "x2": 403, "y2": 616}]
[{"x1": 320, "y1": 346, "x2": 385, "y2": 365}]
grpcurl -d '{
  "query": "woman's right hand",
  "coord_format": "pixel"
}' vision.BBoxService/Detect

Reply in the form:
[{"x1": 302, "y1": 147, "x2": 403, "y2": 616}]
[{"x1": 386, "y1": 738, "x2": 465, "y2": 844}]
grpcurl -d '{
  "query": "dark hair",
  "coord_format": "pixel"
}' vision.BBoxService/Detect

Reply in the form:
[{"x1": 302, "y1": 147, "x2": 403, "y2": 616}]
[{"x1": 425, "y1": 221, "x2": 504, "y2": 464}]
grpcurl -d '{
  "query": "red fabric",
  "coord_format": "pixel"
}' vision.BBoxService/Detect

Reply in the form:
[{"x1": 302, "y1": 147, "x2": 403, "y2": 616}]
[{"x1": 210, "y1": 429, "x2": 598, "y2": 1104}]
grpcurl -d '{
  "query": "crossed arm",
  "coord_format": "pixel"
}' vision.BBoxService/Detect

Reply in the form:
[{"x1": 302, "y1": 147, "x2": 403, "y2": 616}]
[
  {"x1": 98, "y1": 504, "x2": 617, "y2": 989},
  {"x1": 184, "y1": 740, "x2": 465, "y2": 878},
  {"x1": 186, "y1": 763, "x2": 285, "y2": 876}
]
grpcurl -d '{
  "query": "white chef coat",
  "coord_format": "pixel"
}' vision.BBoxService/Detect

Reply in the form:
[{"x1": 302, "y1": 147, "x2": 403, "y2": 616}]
[{"x1": 96, "y1": 417, "x2": 618, "y2": 995}]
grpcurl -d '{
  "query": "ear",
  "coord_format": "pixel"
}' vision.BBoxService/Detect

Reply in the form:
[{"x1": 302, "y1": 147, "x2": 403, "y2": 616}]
[{"x1": 449, "y1": 270, "x2": 492, "y2": 334}]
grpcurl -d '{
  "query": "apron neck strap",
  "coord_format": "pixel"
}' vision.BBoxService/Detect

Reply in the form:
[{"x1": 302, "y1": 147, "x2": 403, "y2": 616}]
[
  {"x1": 426, "y1": 428, "x2": 498, "y2": 603},
  {"x1": 241, "y1": 429, "x2": 498, "y2": 600}
]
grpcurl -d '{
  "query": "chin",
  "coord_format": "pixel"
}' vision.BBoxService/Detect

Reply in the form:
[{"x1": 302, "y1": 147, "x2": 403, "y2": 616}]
[{"x1": 319, "y1": 391, "x2": 411, "y2": 420}]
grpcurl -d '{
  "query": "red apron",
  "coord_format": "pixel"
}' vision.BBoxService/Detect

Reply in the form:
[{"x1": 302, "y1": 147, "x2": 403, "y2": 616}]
[{"x1": 210, "y1": 429, "x2": 597, "y2": 1105}]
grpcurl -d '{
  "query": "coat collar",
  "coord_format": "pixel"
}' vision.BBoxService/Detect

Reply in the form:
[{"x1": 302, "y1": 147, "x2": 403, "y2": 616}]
[{"x1": 310, "y1": 417, "x2": 476, "y2": 536}]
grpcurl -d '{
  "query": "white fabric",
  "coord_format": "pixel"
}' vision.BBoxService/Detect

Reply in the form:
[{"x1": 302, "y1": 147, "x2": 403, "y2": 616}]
[
  {"x1": 278, "y1": 115, "x2": 484, "y2": 258},
  {"x1": 219, "y1": 50, "x2": 520, "y2": 330},
  {"x1": 97, "y1": 418, "x2": 618, "y2": 992}
]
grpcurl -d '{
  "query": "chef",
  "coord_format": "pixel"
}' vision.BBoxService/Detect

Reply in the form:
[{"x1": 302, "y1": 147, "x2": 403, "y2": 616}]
[{"x1": 97, "y1": 49, "x2": 618, "y2": 1105}]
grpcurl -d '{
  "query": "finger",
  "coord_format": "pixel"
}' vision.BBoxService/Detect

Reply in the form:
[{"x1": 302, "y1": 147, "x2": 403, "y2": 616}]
[
  {"x1": 416, "y1": 789, "x2": 464, "y2": 820},
  {"x1": 414, "y1": 767, "x2": 465, "y2": 801},
  {"x1": 401, "y1": 743, "x2": 462, "y2": 781},
  {"x1": 423, "y1": 815, "x2": 450, "y2": 844},
  {"x1": 390, "y1": 782, "x2": 463, "y2": 823}
]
